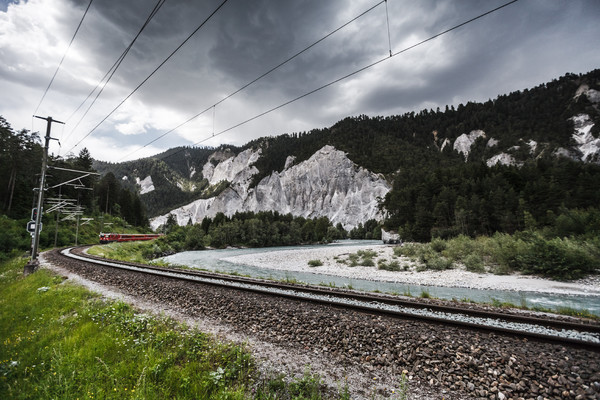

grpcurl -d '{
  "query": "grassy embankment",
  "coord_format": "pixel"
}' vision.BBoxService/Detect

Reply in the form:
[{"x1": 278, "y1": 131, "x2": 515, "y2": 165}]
[
  {"x1": 0, "y1": 213, "x2": 148, "y2": 264},
  {"x1": 2, "y1": 256, "x2": 398, "y2": 399}
]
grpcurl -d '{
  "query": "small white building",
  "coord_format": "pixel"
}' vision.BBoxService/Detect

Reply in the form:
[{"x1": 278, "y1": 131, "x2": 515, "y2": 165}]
[{"x1": 381, "y1": 229, "x2": 401, "y2": 244}]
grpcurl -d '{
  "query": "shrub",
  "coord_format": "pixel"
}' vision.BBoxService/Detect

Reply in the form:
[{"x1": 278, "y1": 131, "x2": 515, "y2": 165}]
[
  {"x1": 360, "y1": 257, "x2": 375, "y2": 267},
  {"x1": 443, "y1": 235, "x2": 476, "y2": 260},
  {"x1": 357, "y1": 249, "x2": 377, "y2": 259},
  {"x1": 430, "y1": 238, "x2": 447, "y2": 253},
  {"x1": 347, "y1": 253, "x2": 359, "y2": 267},
  {"x1": 427, "y1": 255, "x2": 454, "y2": 270},
  {"x1": 378, "y1": 259, "x2": 402, "y2": 271},
  {"x1": 419, "y1": 250, "x2": 454, "y2": 270},
  {"x1": 463, "y1": 254, "x2": 485, "y2": 273},
  {"x1": 357, "y1": 250, "x2": 377, "y2": 267},
  {"x1": 394, "y1": 243, "x2": 420, "y2": 258},
  {"x1": 514, "y1": 235, "x2": 599, "y2": 280},
  {"x1": 308, "y1": 259, "x2": 323, "y2": 267}
]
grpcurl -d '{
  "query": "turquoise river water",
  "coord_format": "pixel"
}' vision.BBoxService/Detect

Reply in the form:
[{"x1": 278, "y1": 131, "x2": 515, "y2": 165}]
[{"x1": 161, "y1": 240, "x2": 600, "y2": 316}]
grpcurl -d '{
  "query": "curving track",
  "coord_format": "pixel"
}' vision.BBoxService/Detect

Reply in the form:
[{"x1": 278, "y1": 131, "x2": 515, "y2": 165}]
[
  {"x1": 61, "y1": 246, "x2": 600, "y2": 350},
  {"x1": 45, "y1": 246, "x2": 600, "y2": 399}
]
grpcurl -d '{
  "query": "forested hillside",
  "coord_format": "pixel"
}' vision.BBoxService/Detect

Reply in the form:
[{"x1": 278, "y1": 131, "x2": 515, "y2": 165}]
[
  {"x1": 94, "y1": 147, "x2": 216, "y2": 217},
  {"x1": 244, "y1": 70, "x2": 599, "y2": 180},
  {"x1": 87, "y1": 70, "x2": 600, "y2": 241},
  {"x1": 237, "y1": 70, "x2": 600, "y2": 241}
]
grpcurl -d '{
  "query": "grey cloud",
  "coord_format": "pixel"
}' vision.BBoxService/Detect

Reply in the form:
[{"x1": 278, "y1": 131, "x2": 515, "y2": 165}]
[{"x1": 2, "y1": 0, "x2": 600, "y2": 161}]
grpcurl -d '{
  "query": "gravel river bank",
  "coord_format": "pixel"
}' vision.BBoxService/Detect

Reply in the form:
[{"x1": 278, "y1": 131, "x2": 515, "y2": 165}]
[{"x1": 162, "y1": 240, "x2": 600, "y2": 315}]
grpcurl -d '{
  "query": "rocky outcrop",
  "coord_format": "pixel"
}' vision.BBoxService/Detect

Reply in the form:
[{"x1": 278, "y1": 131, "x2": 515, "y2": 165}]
[
  {"x1": 486, "y1": 153, "x2": 517, "y2": 167},
  {"x1": 453, "y1": 130, "x2": 486, "y2": 160},
  {"x1": 135, "y1": 176, "x2": 155, "y2": 194},
  {"x1": 570, "y1": 114, "x2": 600, "y2": 163},
  {"x1": 150, "y1": 145, "x2": 391, "y2": 230}
]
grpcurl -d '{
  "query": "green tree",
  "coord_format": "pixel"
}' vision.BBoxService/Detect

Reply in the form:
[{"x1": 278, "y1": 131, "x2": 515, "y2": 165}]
[{"x1": 0, "y1": 117, "x2": 41, "y2": 217}]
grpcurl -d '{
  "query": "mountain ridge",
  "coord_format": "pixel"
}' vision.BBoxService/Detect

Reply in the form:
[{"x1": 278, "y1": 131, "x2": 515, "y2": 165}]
[{"x1": 94, "y1": 69, "x2": 600, "y2": 235}]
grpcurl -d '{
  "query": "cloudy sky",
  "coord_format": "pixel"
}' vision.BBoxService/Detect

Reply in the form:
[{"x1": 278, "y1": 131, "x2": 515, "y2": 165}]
[{"x1": 1, "y1": 0, "x2": 599, "y2": 162}]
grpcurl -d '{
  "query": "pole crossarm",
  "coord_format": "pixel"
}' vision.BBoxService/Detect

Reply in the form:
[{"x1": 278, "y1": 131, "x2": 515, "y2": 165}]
[
  {"x1": 48, "y1": 173, "x2": 93, "y2": 189},
  {"x1": 45, "y1": 200, "x2": 74, "y2": 213},
  {"x1": 49, "y1": 166, "x2": 100, "y2": 175}
]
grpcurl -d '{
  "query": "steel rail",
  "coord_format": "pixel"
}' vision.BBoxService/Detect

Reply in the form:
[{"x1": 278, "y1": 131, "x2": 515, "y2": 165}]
[{"x1": 60, "y1": 247, "x2": 600, "y2": 350}]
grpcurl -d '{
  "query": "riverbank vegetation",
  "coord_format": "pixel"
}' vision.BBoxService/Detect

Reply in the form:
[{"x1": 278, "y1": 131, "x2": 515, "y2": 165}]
[
  {"x1": 146, "y1": 211, "x2": 360, "y2": 259},
  {"x1": 395, "y1": 228, "x2": 600, "y2": 280},
  {"x1": 88, "y1": 210, "x2": 600, "y2": 281},
  {"x1": 1, "y1": 257, "x2": 378, "y2": 399}
]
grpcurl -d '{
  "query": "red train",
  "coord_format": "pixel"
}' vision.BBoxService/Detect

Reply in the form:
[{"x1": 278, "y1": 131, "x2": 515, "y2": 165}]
[{"x1": 99, "y1": 232, "x2": 163, "y2": 244}]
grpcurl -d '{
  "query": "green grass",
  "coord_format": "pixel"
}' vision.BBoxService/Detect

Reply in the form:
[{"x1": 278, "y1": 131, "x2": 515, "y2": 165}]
[
  {"x1": 88, "y1": 241, "x2": 153, "y2": 264},
  {"x1": 2, "y1": 256, "x2": 384, "y2": 399},
  {"x1": 0, "y1": 257, "x2": 257, "y2": 399}
]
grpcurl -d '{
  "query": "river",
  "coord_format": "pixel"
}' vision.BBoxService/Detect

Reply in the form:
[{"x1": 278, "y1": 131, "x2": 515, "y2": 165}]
[{"x1": 160, "y1": 240, "x2": 600, "y2": 316}]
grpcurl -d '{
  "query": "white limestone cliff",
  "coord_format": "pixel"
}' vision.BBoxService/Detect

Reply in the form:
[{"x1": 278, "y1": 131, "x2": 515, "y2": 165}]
[{"x1": 150, "y1": 145, "x2": 390, "y2": 231}]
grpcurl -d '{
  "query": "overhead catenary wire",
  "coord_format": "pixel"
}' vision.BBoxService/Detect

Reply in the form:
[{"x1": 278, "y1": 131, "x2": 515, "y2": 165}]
[
  {"x1": 33, "y1": 0, "x2": 94, "y2": 117},
  {"x1": 117, "y1": 0, "x2": 388, "y2": 162},
  {"x1": 385, "y1": 0, "x2": 392, "y2": 57},
  {"x1": 156, "y1": 0, "x2": 520, "y2": 162},
  {"x1": 61, "y1": 0, "x2": 167, "y2": 147},
  {"x1": 65, "y1": 0, "x2": 230, "y2": 155}
]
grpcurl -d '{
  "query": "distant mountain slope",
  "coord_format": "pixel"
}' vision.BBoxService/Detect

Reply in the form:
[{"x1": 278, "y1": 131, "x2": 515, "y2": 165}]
[
  {"x1": 95, "y1": 70, "x2": 600, "y2": 236},
  {"x1": 93, "y1": 147, "x2": 218, "y2": 216}
]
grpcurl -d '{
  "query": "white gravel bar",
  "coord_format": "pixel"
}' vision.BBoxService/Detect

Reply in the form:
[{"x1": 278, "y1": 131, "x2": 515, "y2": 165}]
[{"x1": 221, "y1": 243, "x2": 600, "y2": 297}]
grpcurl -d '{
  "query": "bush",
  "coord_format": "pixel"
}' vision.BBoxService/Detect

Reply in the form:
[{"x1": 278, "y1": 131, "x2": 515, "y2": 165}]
[
  {"x1": 419, "y1": 250, "x2": 454, "y2": 270},
  {"x1": 360, "y1": 258, "x2": 375, "y2": 267},
  {"x1": 514, "y1": 235, "x2": 600, "y2": 280},
  {"x1": 378, "y1": 259, "x2": 402, "y2": 271},
  {"x1": 347, "y1": 253, "x2": 359, "y2": 267},
  {"x1": 308, "y1": 259, "x2": 323, "y2": 267},
  {"x1": 430, "y1": 238, "x2": 446, "y2": 253},
  {"x1": 357, "y1": 249, "x2": 377, "y2": 259},
  {"x1": 357, "y1": 250, "x2": 377, "y2": 267},
  {"x1": 393, "y1": 243, "x2": 421, "y2": 259},
  {"x1": 463, "y1": 254, "x2": 485, "y2": 273},
  {"x1": 443, "y1": 235, "x2": 476, "y2": 261}
]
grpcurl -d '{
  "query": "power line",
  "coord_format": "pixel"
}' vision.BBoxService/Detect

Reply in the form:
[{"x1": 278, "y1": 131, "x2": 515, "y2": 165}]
[
  {"x1": 61, "y1": 0, "x2": 167, "y2": 146},
  {"x1": 33, "y1": 0, "x2": 94, "y2": 117},
  {"x1": 66, "y1": 0, "x2": 230, "y2": 155},
  {"x1": 384, "y1": 0, "x2": 392, "y2": 57},
  {"x1": 118, "y1": 0, "x2": 387, "y2": 162},
  {"x1": 158, "y1": 0, "x2": 520, "y2": 162}
]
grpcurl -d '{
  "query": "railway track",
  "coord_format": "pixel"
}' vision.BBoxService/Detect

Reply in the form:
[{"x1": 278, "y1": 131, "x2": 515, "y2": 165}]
[{"x1": 61, "y1": 246, "x2": 600, "y2": 351}]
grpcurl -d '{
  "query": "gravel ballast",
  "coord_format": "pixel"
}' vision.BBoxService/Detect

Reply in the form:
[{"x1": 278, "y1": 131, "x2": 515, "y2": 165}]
[{"x1": 42, "y1": 249, "x2": 600, "y2": 399}]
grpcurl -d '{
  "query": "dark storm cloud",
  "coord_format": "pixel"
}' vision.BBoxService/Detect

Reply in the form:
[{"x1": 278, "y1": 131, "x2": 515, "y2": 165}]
[
  {"x1": 354, "y1": 1, "x2": 600, "y2": 116},
  {"x1": 1, "y1": 0, "x2": 599, "y2": 161}
]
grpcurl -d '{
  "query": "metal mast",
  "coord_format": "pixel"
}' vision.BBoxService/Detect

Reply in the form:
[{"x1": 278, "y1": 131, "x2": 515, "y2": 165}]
[{"x1": 24, "y1": 116, "x2": 63, "y2": 274}]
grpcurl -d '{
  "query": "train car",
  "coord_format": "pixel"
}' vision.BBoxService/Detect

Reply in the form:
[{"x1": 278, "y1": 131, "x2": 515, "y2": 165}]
[{"x1": 99, "y1": 232, "x2": 163, "y2": 244}]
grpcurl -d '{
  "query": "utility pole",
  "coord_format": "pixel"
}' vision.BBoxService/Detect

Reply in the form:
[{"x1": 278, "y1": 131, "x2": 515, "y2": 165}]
[{"x1": 24, "y1": 116, "x2": 63, "y2": 275}]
